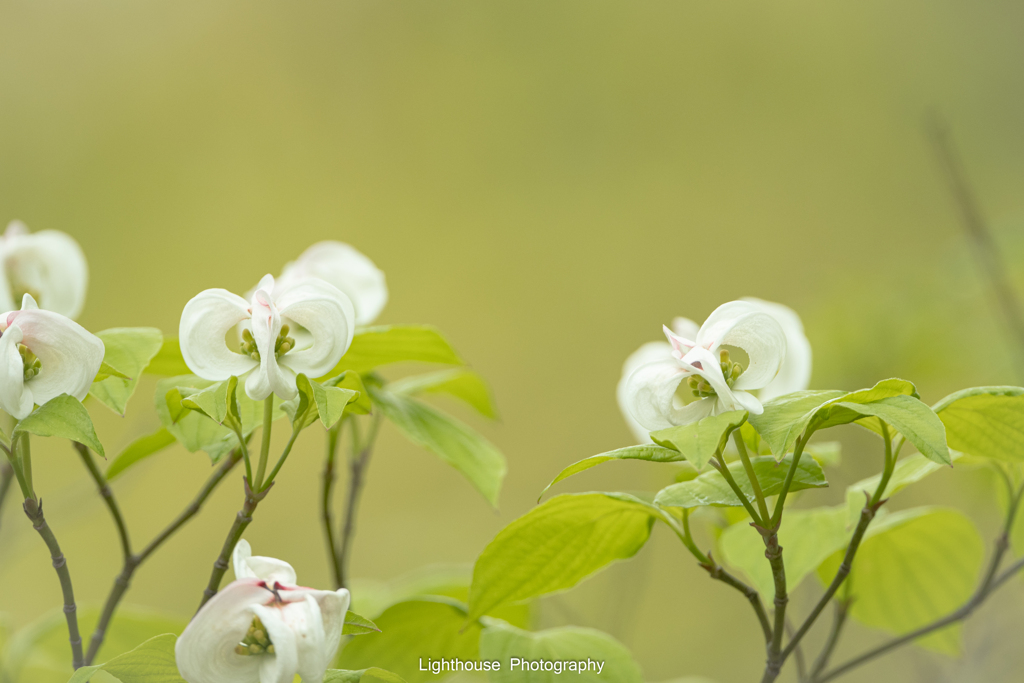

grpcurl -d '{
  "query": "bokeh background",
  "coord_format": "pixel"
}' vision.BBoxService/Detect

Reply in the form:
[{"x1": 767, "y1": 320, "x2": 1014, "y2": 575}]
[{"x1": 2, "y1": 1, "x2": 1024, "y2": 681}]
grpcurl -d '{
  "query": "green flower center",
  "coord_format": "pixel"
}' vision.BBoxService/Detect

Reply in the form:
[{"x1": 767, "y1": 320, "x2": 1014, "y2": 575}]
[
  {"x1": 240, "y1": 325, "x2": 295, "y2": 362},
  {"x1": 688, "y1": 349, "x2": 743, "y2": 398},
  {"x1": 234, "y1": 615, "x2": 276, "y2": 657},
  {"x1": 19, "y1": 344, "x2": 41, "y2": 382}
]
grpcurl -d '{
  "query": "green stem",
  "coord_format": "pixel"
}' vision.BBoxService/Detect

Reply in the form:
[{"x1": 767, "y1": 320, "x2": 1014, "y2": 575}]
[
  {"x1": 337, "y1": 412, "x2": 382, "y2": 589},
  {"x1": 761, "y1": 533, "x2": 788, "y2": 682},
  {"x1": 75, "y1": 443, "x2": 132, "y2": 563},
  {"x1": 322, "y1": 422, "x2": 344, "y2": 589},
  {"x1": 808, "y1": 600, "x2": 849, "y2": 681},
  {"x1": 20, "y1": 432, "x2": 35, "y2": 499},
  {"x1": 770, "y1": 433, "x2": 811, "y2": 529},
  {"x1": 253, "y1": 397, "x2": 275, "y2": 491},
  {"x1": 734, "y1": 431, "x2": 770, "y2": 523},
  {"x1": 710, "y1": 454, "x2": 764, "y2": 526},
  {"x1": 0, "y1": 460, "x2": 13, "y2": 538},
  {"x1": 22, "y1": 496, "x2": 83, "y2": 669},
  {"x1": 86, "y1": 449, "x2": 242, "y2": 665},
  {"x1": 259, "y1": 429, "x2": 301, "y2": 491}
]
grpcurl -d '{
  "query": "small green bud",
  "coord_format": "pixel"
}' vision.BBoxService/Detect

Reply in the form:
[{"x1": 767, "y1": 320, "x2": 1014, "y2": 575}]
[
  {"x1": 242, "y1": 329, "x2": 254, "y2": 343},
  {"x1": 248, "y1": 644, "x2": 263, "y2": 655},
  {"x1": 719, "y1": 349, "x2": 730, "y2": 364},
  {"x1": 235, "y1": 645, "x2": 249, "y2": 656},
  {"x1": 266, "y1": 644, "x2": 275, "y2": 655}
]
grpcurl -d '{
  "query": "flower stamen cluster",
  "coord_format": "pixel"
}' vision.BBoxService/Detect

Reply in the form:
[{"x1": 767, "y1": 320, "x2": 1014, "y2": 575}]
[
  {"x1": 19, "y1": 343, "x2": 42, "y2": 381},
  {"x1": 688, "y1": 349, "x2": 744, "y2": 398},
  {"x1": 233, "y1": 615, "x2": 276, "y2": 657}
]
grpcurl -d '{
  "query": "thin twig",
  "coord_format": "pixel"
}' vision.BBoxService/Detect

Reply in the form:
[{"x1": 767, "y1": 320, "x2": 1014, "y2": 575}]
[
  {"x1": 23, "y1": 497, "x2": 83, "y2": 669},
  {"x1": 927, "y1": 114, "x2": 1024, "y2": 378},
  {"x1": 322, "y1": 423, "x2": 344, "y2": 589},
  {"x1": 74, "y1": 443, "x2": 132, "y2": 563},
  {"x1": 809, "y1": 600, "x2": 849, "y2": 681},
  {"x1": 710, "y1": 455, "x2": 764, "y2": 526},
  {"x1": 701, "y1": 556, "x2": 773, "y2": 644},
  {"x1": 86, "y1": 449, "x2": 241, "y2": 664},
  {"x1": 786, "y1": 618, "x2": 807, "y2": 683},
  {"x1": 337, "y1": 412, "x2": 383, "y2": 589}
]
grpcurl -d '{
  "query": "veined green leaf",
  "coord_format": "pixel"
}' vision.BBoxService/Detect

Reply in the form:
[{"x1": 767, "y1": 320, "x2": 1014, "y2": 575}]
[
  {"x1": 336, "y1": 598, "x2": 481, "y2": 683},
  {"x1": 844, "y1": 451, "x2": 962, "y2": 523},
  {"x1": 282, "y1": 374, "x2": 359, "y2": 432},
  {"x1": 66, "y1": 633, "x2": 184, "y2": 683},
  {"x1": 479, "y1": 622, "x2": 643, "y2": 683},
  {"x1": 342, "y1": 610, "x2": 380, "y2": 636},
  {"x1": 389, "y1": 368, "x2": 498, "y2": 419},
  {"x1": 467, "y1": 493, "x2": 658, "y2": 621},
  {"x1": 749, "y1": 390, "x2": 845, "y2": 458},
  {"x1": 322, "y1": 325, "x2": 463, "y2": 377},
  {"x1": 651, "y1": 410, "x2": 748, "y2": 470},
  {"x1": 106, "y1": 428, "x2": 177, "y2": 481},
  {"x1": 654, "y1": 454, "x2": 827, "y2": 509},
  {"x1": 932, "y1": 386, "x2": 1024, "y2": 462},
  {"x1": 89, "y1": 327, "x2": 164, "y2": 415},
  {"x1": 370, "y1": 387, "x2": 505, "y2": 507},
  {"x1": 15, "y1": 395, "x2": 104, "y2": 457},
  {"x1": 327, "y1": 371, "x2": 372, "y2": 415},
  {"x1": 539, "y1": 445, "x2": 684, "y2": 501}
]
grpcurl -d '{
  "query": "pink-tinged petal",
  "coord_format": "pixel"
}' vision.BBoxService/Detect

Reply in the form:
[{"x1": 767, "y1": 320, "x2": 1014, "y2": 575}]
[
  {"x1": 244, "y1": 289, "x2": 295, "y2": 400},
  {"x1": 742, "y1": 298, "x2": 812, "y2": 400},
  {"x1": 175, "y1": 579, "x2": 269, "y2": 683},
  {"x1": 180, "y1": 289, "x2": 257, "y2": 381},
  {"x1": 275, "y1": 279, "x2": 355, "y2": 379},
  {"x1": 696, "y1": 301, "x2": 786, "y2": 392},
  {"x1": 670, "y1": 317, "x2": 700, "y2": 340},
  {"x1": 0, "y1": 324, "x2": 32, "y2": 419},
  {"x1": 233, "y1": 540, "x2": 298, "y2": 586},
  {"x1": 276, "y1": 596, "x2": 329, "y2": 683},
  {"x1": 662, "y1": 325, "x2": 696, "y2": 358},
  {"x1": 251, "y1": 604, "x2": 299, "y2": 683},
  {"x1": 280, "y1": 242, "x2": 387, "y2": 325},
  {"x1": 617, "y1": 341, "x2": 674, "y2": 443},
  {"x1": 0, "y1": 226, "x2": 88, "y2": 319},
  {"x1": 622, "y1": 358, "x2": 691, "y2": 432},
  {"x1": 12, "y1": 309, "x2": 104, "y2": 405},
  {"x1": 286, "y1": 587, "x2": 350, "y2": 664}
]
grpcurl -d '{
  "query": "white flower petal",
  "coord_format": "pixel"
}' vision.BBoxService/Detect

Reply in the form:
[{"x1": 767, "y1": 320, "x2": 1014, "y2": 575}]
[
  {"x1": 175, "y1": 579, "x2": 268, "y2": 683},
  {"x1": 743, "y1": 298, "x2": 812, "y2": 400},
  {"x1": 0, "y1": 324, "x2": 33, "y2": 419},
  {"x1": 251, "y1": 604, "x2": 299, "y2": 683},
  {"x1": 727, "y1": 389, "x2": 765, "y2": 415},
  {"x1": 622, "y1": 358, "x2": 690, "y2": 432},
  {"x1": 696, "y1": 301, "x2": 786, "y2": 392},
  {"x1": 617, "y1": 341, "x2": 673, "y2": 443},
  {"x1": 670, "y1": 317, "x2": 700, "y2": 340},
  {"x1": 245, "y1": 288, "x2": 295, "y2": 400},
  {"x1": 0, "y1": 224, "x2": 88, "y2": 319},
  {"x1": 233, "y1": 539, "x2": 299, "y2": 586},
  {"x1": 9, "y1": 309, "x2": 105, "y2": 406},
  {"x1": 288, "y1": 587, "x2": 350, "y2": 665},
  {"x1": 280, "y1": 242, "x2": 387, "y2": 325},
  {"x1": 180, "y1": 290, "x2": 257, "y2": 381},
  {"x1": 275, "y1": 279, "x2": 355, "y2": 379},
  {"x1": 277, "y1": 596, "x2": 328, "y2": 683}
]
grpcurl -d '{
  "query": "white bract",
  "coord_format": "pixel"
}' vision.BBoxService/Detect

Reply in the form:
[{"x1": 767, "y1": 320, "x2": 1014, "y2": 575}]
[
  {"x1": 176, "y1": 540, "x2": 350, "y2": 683},
  {"x1": 622, "y1": 301, "x2": 789, "y2": 433},
  {"x1": 276, "y1": 241, "x2": 387, "y2": 326},
  {"x1": 179, "y1": 275, "x2": 355, "y2": 401},
  {"x1": 0, "y1": 221, "x2": 89, "y2": 319},
  {"x1": 0, "y1": 294, "x2": 104, "y2": 420}
]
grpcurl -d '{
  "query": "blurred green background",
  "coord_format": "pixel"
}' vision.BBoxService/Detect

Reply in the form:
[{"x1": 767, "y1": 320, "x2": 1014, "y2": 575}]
[{"x1": 2, "y1": 0, "x2": 1024, "y2": 681}]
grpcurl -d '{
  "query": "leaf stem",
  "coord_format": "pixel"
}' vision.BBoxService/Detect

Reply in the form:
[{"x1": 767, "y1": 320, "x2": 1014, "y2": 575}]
[
  {"x1": 734, "y1": 431, "x2": 770, "y2": 523},
  {"x1": 85, "y1": 449, "x2": 242, "y2": 665},
  {"x1": 75, "y1": 443, "x2": 132, "y2": 562},
  {"x1": 322, "y1": 421, "x2": 344, "y2": 589},
  {"x1": 710, "y1": 454, "x2": 764, "y2": 527},
  {"x1": 337, "y1": 412, "x2": 383, "y2": 589},
  {"x1": 0, "y1": 460, "x2": 13, "y2": 538},
  {"x1": 22, "y1": 495, "x2": 83, "y2": 669},
  {"x1": 770, "y1": 433, "x2": 810, "y2": 529},
  {"x1": 253, "y1": 396, "x2": 275, "y2": 491},
  {"x1": 259, "y1": 429, "x2": 301, "y2": 492}
]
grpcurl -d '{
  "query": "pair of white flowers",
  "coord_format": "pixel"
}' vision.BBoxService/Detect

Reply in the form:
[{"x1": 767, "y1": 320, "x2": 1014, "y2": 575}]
[
  {"x1": 618, "y1": 298, "x2": 812, "y2": 442},
  {"x1": 180, "y1": 242, "x2": 387, "y2": 401},
  {"x1": 0, "y1": 222, "x2": 102, "y2": 420},
  {"x1": 176, "y1": 540, "x2": 351, "y2": 683}
]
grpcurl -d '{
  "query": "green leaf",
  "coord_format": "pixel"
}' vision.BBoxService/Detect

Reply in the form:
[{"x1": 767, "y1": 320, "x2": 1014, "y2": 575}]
[
  {"x1": 467, "y1": 493, "x2": 657, "y2": 621},
  {"x1": 283, "y1": 374, "x2": 359, "y2": 432},
  {"x1": 479, "y1": 622, "x2": 643, "y2": 683},
  {"x1": 806, "y1": 441, "x2": 841, "y2": 467},
  {"x1": 650, "y1": 410, "x2": 748, "y2": 470},
  {"x1": 337, "y1": 598, "x2": 481, "y2": 683},
  {"x1": 654, "y1": 454, "x2": 828, "y2": 509},
  {"x1": 719, "y1": 505, "x2": 850, "y2": 599},
  {"x1": 932, "y1": 386, "x2": 1024, "y2": 462},
  {"x1": 180, "y1": 376, "x2": 241, "y2": 428},
  {"x1": 324, "y1": 669, "x2": 408, "y2": 683},
  {"x1": 389, "y1": 368, "x2": 498, "y2": 419},
  {"x1": 844, "y1": 452, "x2": 962, "y2": 523},
  {"x1": 89, "y1": 328, "x2": 164, "y2": 415},
  {"x1": 143, "y1": 337, "x2": 191, "y2": 376},
  {"x1": 15, "y1": 395, "x2": 104, "y2": 457},
  {"x1": 749, "y1": 390, "x2": 846, "y2": 458},
  {"x1": 370, "y1": 387, "x2": 505, "y2": 507},
  {"x1": 343, "y1": 610, "x2": 380, "y2": 636},
  {"x1": 66, "y1": 634, "x2": 184, "y2": 683},
  {"x1": 817, "y1": 507, "x2": 984, "y2": 654},
  {"x1": 322, "y1": 325, "x2": 464, "y2": 377},
  {"x1": 327, "y1": 372, "x2": 372, "y2": 415},
  {"x1": 539, "y1": 445, "x2": 684, "y2": 501},
  {"x1": 106, "y1": 428, "x2": 177, "y2": 481}
]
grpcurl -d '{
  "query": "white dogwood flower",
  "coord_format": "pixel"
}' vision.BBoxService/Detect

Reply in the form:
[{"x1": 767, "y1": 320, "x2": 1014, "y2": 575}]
[
  {"x1": 179, "y1": 274, "x2": 355, "y2": 401},
  {"x1": 622, "y1": 301, "x2": 788, "y2": 433},
  {"x1": 0, "y1": 294, "x2": 104, "y2": 420},
  {"x1": 0, "y1": 221, "x2": 89, "y2": 319},
  {"x1": 276, "y1": 241, "x2": 387, "y2": 326},
  {"x1": 176, "y1": 540, "x2": 350, "y2": 683}
]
